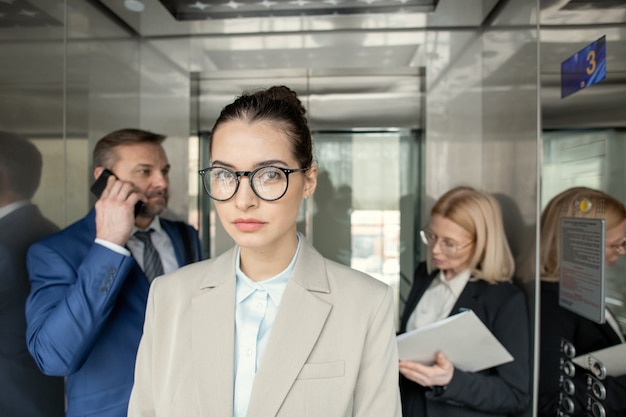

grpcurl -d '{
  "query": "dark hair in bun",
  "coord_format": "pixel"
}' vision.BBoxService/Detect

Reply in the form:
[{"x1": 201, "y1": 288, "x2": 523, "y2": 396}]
[{"x1": 210, "y1": 85, "x2": 313, "y2": 169}]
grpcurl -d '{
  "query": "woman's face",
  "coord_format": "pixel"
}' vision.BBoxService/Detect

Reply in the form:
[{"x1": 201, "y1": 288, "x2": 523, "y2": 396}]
[
  {"x1": 428, "y1": 214, "x2": 475, "y2": 279},
  {"x1": 210, "y1": 119, "x2": 317, "y2": 253},
  {"x1": 605, "y1": 219, "x2": 626, "y2": 267}
]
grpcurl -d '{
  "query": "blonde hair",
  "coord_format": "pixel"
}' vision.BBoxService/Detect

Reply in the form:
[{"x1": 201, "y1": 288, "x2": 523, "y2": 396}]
[
  {"x1": 540, "y1": 187, "x2": 626, "y2": 282},
  {"x1": 427, "y1": 186, "x2": 515, "y2": 283}
]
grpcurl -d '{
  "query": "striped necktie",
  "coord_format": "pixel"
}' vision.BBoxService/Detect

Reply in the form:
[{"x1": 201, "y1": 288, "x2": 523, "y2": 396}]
[{"x1": 134, "y1": 229, "x2": 164, "y2": 282}]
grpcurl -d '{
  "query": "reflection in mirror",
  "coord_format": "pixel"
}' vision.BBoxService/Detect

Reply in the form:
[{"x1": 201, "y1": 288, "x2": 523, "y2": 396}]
[
  {"x1": 309, "y1": 170, "x2": 352, "y2": 266},
  {"x1": 539, "y1": 1, "x2": 626, "y2": 413},
  {"x1": 537, "y1": 188, "x2": 626, "y2": 417},
  {"x1": 543, "y1": 130, "x2": 626, "y2": 324},
  {"x1": 0, "y1": 132, "x2": 65, "y2": 416}
]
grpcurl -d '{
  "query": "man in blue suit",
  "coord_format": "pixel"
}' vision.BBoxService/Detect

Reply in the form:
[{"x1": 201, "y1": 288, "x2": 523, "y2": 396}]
[{"x1": 25, "y1": 128, "x2": 203, "y2": 417}]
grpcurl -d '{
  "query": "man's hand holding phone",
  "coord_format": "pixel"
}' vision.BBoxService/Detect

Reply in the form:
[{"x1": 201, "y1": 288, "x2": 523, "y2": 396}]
[{"x1": 91, "y1": 169, "x2": 146, "y2": 246}]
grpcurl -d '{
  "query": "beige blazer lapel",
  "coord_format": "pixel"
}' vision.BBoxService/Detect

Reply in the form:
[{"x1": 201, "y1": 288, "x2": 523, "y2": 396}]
[
  {"x1": 192, "y1": 248, "x2": 237, "y2": 417},
  {"x1": 246, "y1": 242, "x2": 332, "y2": 417}
]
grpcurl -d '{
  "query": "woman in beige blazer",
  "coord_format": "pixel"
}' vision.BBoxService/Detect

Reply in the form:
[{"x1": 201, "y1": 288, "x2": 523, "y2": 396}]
[{"x1": 128, "y1": 86, "x2": 401, "y2": 417}]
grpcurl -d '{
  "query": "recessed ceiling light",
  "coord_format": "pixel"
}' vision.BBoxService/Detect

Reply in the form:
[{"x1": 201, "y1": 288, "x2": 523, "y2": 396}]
[{"x1": 124, "y1": 0, "x2": 145, "y2": 12}]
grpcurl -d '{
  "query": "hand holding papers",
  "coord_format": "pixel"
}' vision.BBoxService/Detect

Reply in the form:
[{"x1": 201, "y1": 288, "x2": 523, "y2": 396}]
[{"x1": 397, "y1": 310, "x2": 513, "y2": 372}]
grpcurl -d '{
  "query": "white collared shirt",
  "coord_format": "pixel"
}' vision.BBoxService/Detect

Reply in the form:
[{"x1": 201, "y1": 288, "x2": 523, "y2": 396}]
[
  {"x1": 605, "y1": 308, "x2": 625, "y2": 343},
  {"x1": 407, "y1": 269, "x2": 472, "y2": 331},
  {"x1": 126, "y1": 217, "x2": 178, "y2": 274},
  {"x1": 95, "y1": 216, "x2": 178, "y2": 274},
  {"x1": 0, "y1": 200, "x2": 29, "y2": 221},
  {"x1": 233, "y1": 235, "x2": 300, "y2": 417}
]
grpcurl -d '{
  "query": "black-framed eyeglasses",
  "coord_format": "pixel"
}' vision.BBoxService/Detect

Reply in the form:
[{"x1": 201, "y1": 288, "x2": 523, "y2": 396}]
[
  {"x1": 198, "y1": 165, "x2": 308, "y2": 202},
  {"x1": 420, "y1": 229, "x2": 474, "y2": 257},
  {"x1": 608, "y1": 237, "x2": 626, "y2": 255}
]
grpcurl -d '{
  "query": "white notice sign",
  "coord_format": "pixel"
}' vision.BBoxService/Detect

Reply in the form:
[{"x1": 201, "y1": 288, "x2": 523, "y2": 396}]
[{"x1": 559, "y1": 217, "x2": 605, "y2": 323}]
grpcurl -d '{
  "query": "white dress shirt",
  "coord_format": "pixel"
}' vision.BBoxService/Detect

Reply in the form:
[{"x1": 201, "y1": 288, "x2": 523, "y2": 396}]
[
  {"x1": 126, "y1": 217, "x2": 178, "y2": 274},
  {"x1": 95, "y1": 216, "x2": 178, "y2": 274},
  {"x1": 0, "y1": 200, "x2": 29, "y2": 220},
  {"x1": 606, "y1": 308, "x2": 625, "y2": 343},
  {"x1": 406, "y1": 269, "x2": 471, "y2": 331},
  {"x1": 233, "y1": 236, "x2": 301, "y2": 417}
]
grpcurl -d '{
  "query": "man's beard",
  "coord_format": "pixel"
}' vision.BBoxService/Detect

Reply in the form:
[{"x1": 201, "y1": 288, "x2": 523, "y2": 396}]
[{"x1": 139, "y1": 189, "x2": 168, "y2": 217}]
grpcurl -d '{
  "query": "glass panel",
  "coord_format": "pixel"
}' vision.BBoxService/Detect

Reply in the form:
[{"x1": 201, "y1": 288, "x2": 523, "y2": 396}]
[
  {"x1": 65, "y1": 0, "x2": 142, "y2": 225},
  {"x1": 539, "y1": 8, "x2": 626, "y2": 417},
  {"x1": 542, "y1": 129, "x2": 626, "y2": 329},
  {"x1": 309, "y1": 131, "x2": 422, "y2": 324},
  {"x1": 0, "y1": 1, "x2": 66, "y2": 224},
  {"x1": 0, "y1": 1, "x2": 68, "y2": 414}
]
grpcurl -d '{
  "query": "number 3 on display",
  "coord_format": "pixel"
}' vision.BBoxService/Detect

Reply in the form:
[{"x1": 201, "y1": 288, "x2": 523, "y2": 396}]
[{"x1": 586, "y1": 50, "x2": 596, "y2": 75}]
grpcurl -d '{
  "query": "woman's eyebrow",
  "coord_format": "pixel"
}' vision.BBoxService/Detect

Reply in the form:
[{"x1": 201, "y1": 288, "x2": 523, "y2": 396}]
[{"x1": 210, "y1": 159, "x2": 288, "y2": 169}]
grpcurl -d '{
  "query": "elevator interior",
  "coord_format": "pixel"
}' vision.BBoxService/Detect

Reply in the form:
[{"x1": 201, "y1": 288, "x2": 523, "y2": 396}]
[{"x1": 1, "y1": 0, "x2": 626, "y2": 414}]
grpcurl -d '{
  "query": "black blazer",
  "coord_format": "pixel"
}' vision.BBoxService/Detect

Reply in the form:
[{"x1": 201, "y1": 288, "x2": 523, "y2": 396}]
[
  {"x1": 399, "y1": 262, "x2": 531, "y2": 417},
  {"x1": 0, "y1": 204, "x2": 65, "y2": 417},
  {"x1": 538, "y1": 281, "x2": 626, "y2": 417}
]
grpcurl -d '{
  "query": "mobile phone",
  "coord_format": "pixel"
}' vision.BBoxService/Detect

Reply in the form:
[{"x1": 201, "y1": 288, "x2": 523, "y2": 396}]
[{"x1": 90, "y1": 169, "x2": 145, "y2": 217}]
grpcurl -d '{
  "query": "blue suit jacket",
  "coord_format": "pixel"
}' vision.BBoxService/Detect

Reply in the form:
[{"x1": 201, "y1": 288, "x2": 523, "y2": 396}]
[{"x1": 25, "y1": 209, "x2": 202, "y2": 417}]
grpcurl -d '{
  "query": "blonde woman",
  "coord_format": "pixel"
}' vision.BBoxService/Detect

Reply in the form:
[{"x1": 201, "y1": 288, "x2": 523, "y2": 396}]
[
  {"x1": 398, "y1": 186, "x2": 530, "y2": 417},
  {"x1": 538, "y1": 187, "x2": 626, "y2": 417}
]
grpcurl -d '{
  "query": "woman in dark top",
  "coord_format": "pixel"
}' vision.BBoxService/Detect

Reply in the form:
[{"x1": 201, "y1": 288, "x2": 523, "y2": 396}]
[
  {"x1": 538, "y1": 187, "x2": 626, "y2": 417},
  {"x1": 398, "y1": 186, "x2": 530, "y2": 417}
]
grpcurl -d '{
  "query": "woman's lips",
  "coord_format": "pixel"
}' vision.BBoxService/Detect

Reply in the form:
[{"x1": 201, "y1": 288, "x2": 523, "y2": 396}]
[{"x1": 233, "y1": 218, "x2": 266, "y2": 232}]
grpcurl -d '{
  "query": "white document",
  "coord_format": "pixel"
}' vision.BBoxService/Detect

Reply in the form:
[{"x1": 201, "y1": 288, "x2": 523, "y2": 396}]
[
  {"x1": 573, "y1": 343, "x2": 626, "y2": 377},
  {"x1": 396, "y1": 310, "x2": 513, "y2": 372}
]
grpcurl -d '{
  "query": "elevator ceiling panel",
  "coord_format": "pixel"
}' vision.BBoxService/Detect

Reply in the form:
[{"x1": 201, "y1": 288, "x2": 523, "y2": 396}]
[
  {"x1": 1, "y1": 0, "x2": 626, "y2": 133},
  {"x1": 96, "y1": 0, "x2": 498, "y2": 36},
  {"x1": 157, "y1": 0, "x2": 439, "y2": 20}
]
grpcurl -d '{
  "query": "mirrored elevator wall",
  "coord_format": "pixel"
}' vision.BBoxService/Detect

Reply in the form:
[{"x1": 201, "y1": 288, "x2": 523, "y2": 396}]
[
  {"x1": 0, "y1": 0, "x2": 541, "y2": 339},
  {"x1": 1, "y1": 0, "x2": 541, "y2": 413},
  {"x1": 0, "y1": 0, "x2": 195, "y2": 227},
  {"x1": 7, "y1": 1, "x2": 626, "y2": 416},
  {"x1": 0, "y1": 0, "x2": 539, "y2": 326}
]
